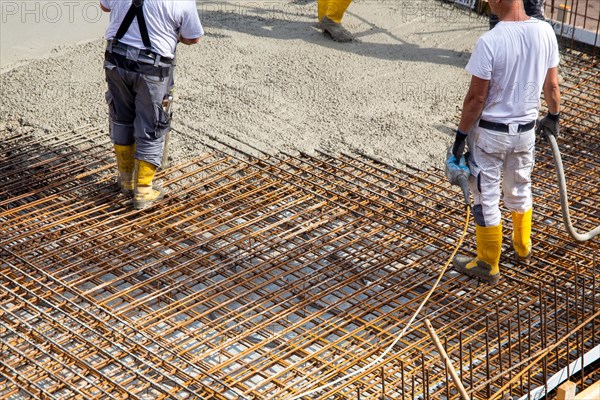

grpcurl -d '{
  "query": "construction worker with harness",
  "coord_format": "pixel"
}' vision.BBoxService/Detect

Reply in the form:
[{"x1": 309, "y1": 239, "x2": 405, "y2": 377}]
[
  {"x1": 101, "y1": 0, "x2": 203, "y2": 209},
  {"x1": 446, "y1": 0, "x2": 561, "y2": 284}
]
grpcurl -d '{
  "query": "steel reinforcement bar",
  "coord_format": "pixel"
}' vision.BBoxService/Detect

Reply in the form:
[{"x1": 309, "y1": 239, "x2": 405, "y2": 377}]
[{"x1": 1, "y1": 56, "x2": 599, "y2": 400}]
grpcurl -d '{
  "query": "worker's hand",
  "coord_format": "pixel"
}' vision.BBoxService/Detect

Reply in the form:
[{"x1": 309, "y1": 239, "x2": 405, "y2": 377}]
[
  {"x1": 445, "y1": 145, "x2": 470, "y2": 186},
  {"x1": 451, "y1": 129, "x2": 468, "y2": 164},
  {"x1": 536, "y1": 112, "x2": 560, "y2": 138}
]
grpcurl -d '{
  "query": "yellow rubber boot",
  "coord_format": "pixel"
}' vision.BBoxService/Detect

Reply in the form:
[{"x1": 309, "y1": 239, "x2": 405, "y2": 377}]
[
  {"x1": 133, "y1": 160, "x2": 164, "y2": 210},
  {"x1": 317, "y1": 0, "x2": 354, "y2": 42},
  {"x1": 114, "y1": 144, "x2": 135, "y2": 196},
  {"x1": 512, "y1": 208, "x2": 532, "y2": 264},
  {"x1": 318, "y1": 0, "x2": 352, "y2": 23},
  {"x1": 453, "y1": 223, "x2": 502, "y2": 284}
]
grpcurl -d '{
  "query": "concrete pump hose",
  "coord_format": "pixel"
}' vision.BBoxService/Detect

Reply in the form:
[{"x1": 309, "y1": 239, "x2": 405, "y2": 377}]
[{"x1": 546, "y1": 132, "x2": 600, "y2": 241}]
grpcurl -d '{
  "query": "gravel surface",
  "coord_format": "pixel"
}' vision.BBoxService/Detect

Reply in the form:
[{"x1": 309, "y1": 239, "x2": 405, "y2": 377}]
[{"x1": 0, "y1": 0, "x2": 488, "y2": 170}]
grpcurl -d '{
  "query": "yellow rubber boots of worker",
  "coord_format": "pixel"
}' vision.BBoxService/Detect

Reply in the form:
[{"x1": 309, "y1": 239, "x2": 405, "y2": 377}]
[
  {"x1": 133, "y1": 160, "x2": 165, "y2": 210},
  {"x1": 317, "y1": 0, "x2": 354, "y2": 42},
  {"x1": 318, "y1": 0, "x2": 352, "y2": 23},
  {"x1": 114, "y1": 144, "x2": 135, "y2": 196},
  {"x1": 512, "y1": 208, "x2": 532, "y2": 264},
  {"x1": 453, "y1": 223, "x2": 502, "y2": 284}
]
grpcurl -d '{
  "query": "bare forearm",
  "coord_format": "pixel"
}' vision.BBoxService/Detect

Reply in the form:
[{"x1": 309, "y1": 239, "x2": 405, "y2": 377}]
[
  {"x1": 544, "y1": 84, "x2": 560, "y2": 114},
  {"x1": 458, "y1": 94, "x2": 485, "y2": 132},
  {"x1": 543, "y1": 67, "x2": 560, "y2": 114},
  {"x1": 457, "y1": 76, "x2": 489, "y2": 133},
  {"x1": 179, "y1": 36, "x2": 201, "y2": 45}
]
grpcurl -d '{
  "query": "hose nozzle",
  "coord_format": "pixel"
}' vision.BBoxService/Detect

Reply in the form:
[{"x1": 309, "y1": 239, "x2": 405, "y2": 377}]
[
  {"x1": 445, "y1": 145, "x2": 471, "y2": 208},
  {"x1": 457, "y1": 175, "x2": 470, "y2": 207}
]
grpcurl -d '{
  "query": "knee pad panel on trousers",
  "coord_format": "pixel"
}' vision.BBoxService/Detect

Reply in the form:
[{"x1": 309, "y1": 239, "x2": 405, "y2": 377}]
[
  {"x1": 109, "y1": 120, "x2": 136, "y2": 146},
  {"x1": 470, "y1": 169, "x2": 502, "y2": 227},
  {"x1": 134, "y1": 136, "x2": 164, "y2": 168},
  {"x1": 473, "y1": 205, "x2": 487, "y2": 227}
]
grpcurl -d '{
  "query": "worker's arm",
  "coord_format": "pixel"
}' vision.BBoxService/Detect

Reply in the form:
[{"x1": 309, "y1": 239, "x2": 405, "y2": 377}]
[
  {"x1": 100, "y1": 2, "x2": 110, "y2": 12},
  {"x1": 451, "y1": 75, "x2": 489, "y2": 161},
  {"x1": 458, "y1": 75, "x2": 490, "y2": 133},
  {"x1": 178, "y1": 35, "x2": 201, "y2": 45},
  {"x1": 543, "y1": 66, "x2": 560, "y2": 114},
  {"x1": 537, "y1": 66, "x2": 562, "y2": 137},
  {"x1": 178, "y1": 0, "x2": 203, "y2": 45}
]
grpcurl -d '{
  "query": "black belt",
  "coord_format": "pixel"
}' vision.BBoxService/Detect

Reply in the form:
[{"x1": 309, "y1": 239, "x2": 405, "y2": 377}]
[
  {"x1": 479, "y1": 119, "x2": 536, "y2": 133},
  {"x1": 107, "y1": 40, "x2": 173, "y2": 66},
  {"x1": 105, "y1": 51, "x2": 171, "y2": 78}
]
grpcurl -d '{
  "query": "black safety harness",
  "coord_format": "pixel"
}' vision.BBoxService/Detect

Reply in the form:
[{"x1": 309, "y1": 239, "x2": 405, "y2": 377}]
[
  {"x1": 105, "y1": 0, "x2": 173, "y2": 78},
  {"x1": 116, "y1": 0, "x2": 152, "y2": 49}
]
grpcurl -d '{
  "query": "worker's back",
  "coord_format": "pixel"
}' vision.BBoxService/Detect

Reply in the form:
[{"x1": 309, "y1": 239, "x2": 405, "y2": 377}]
[
  {"x1": 102, "y1": 0, "x2": 200, "y2": 58},
  {"x1": 467, "y1": 19, "x2": 559, "y2": 124}
]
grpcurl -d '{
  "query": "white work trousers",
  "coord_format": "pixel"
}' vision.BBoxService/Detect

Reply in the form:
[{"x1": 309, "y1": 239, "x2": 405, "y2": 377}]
[{"x1": 467, "y1": 125, "x2": 536, "y2": 227}]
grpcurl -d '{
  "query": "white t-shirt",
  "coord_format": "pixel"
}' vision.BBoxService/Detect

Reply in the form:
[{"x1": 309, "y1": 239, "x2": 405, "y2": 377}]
[
  {"x1": 102, "y1": 0, "x2": 203, "y2": 58},
  {"x1": 466, "y1": 18, "x2": 559, "y2": 124}
]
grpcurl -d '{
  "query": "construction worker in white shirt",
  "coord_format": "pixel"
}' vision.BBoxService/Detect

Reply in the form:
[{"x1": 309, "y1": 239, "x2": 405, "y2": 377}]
[
  {"x1": 318, "y1": 0, "x2": 354, "y2": 42},
  {"x1": 101, "y1": 0, "x2": 203, "y2": 210},
  {"x1": 449, "y1": 0, "x2": 561, "y2": 284}
]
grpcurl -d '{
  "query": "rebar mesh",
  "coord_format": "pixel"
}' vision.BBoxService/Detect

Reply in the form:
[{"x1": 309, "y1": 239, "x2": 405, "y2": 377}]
[{"x1": 1, "y1": 43, "x2": 599, "y2": 400}]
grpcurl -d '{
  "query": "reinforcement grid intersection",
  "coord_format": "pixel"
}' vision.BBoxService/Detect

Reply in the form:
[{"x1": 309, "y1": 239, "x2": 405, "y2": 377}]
[{"x1": 0, "y1": 55, "x2": 598, "y2": 400}]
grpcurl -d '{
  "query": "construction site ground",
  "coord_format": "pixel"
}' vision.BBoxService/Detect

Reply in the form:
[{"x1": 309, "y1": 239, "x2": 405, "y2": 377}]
[{"x1": 1, "y1": 1, "x2": 599, "y2": 399}]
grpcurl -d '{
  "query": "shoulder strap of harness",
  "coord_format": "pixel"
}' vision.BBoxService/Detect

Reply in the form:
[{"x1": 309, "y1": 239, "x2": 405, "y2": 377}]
[{"x1": 115, "y1": 0, "x2": 151, "y2": 49}]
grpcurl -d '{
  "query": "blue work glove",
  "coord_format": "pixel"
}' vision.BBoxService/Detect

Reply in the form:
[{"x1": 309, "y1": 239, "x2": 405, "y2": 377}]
[
  {"x1": 451, "y1": 129, "x2": 468, "y2": 163},
  {"x1": 445, "y1": 151, "x2": 470, "y2": 186}
]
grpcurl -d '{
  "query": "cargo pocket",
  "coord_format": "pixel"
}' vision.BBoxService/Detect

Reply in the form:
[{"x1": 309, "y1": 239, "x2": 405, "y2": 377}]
[
  {"x1": 514, "y1": 134, "x2": 535, "y2": 155},
  {"x1": 105, "y1": 90, "x2": 117, "y2": 117},
  {"x1": 513, "y1": 138, "x2": 535, "y2": 184},
  {"x1": 148, "y1": 103, "x2": 171, "y2": 139},
  {"x1": 476, "y1": 138, "x2": 504, "y2": 158}
]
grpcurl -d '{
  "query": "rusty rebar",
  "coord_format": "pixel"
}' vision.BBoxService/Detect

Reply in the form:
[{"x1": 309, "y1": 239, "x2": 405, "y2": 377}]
[{"x1": 1, "y1": 40, "x2": 599, "y2": 400}]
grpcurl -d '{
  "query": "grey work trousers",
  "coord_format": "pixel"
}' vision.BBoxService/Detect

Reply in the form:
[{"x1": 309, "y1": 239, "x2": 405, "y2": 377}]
[{"x1": 104, "y1": 59, "x2": 172, "y2": 167}]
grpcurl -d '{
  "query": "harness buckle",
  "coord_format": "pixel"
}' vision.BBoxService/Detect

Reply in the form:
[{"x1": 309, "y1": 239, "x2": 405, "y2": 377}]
[{"x1": 126, "y1": 46, "x2": 140, "y2": 61}]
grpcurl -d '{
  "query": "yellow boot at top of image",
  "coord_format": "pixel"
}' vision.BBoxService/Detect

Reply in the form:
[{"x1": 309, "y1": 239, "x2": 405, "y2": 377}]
[{"x1": 318, "y1": 0, "x2": 352, "y2": 23}]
